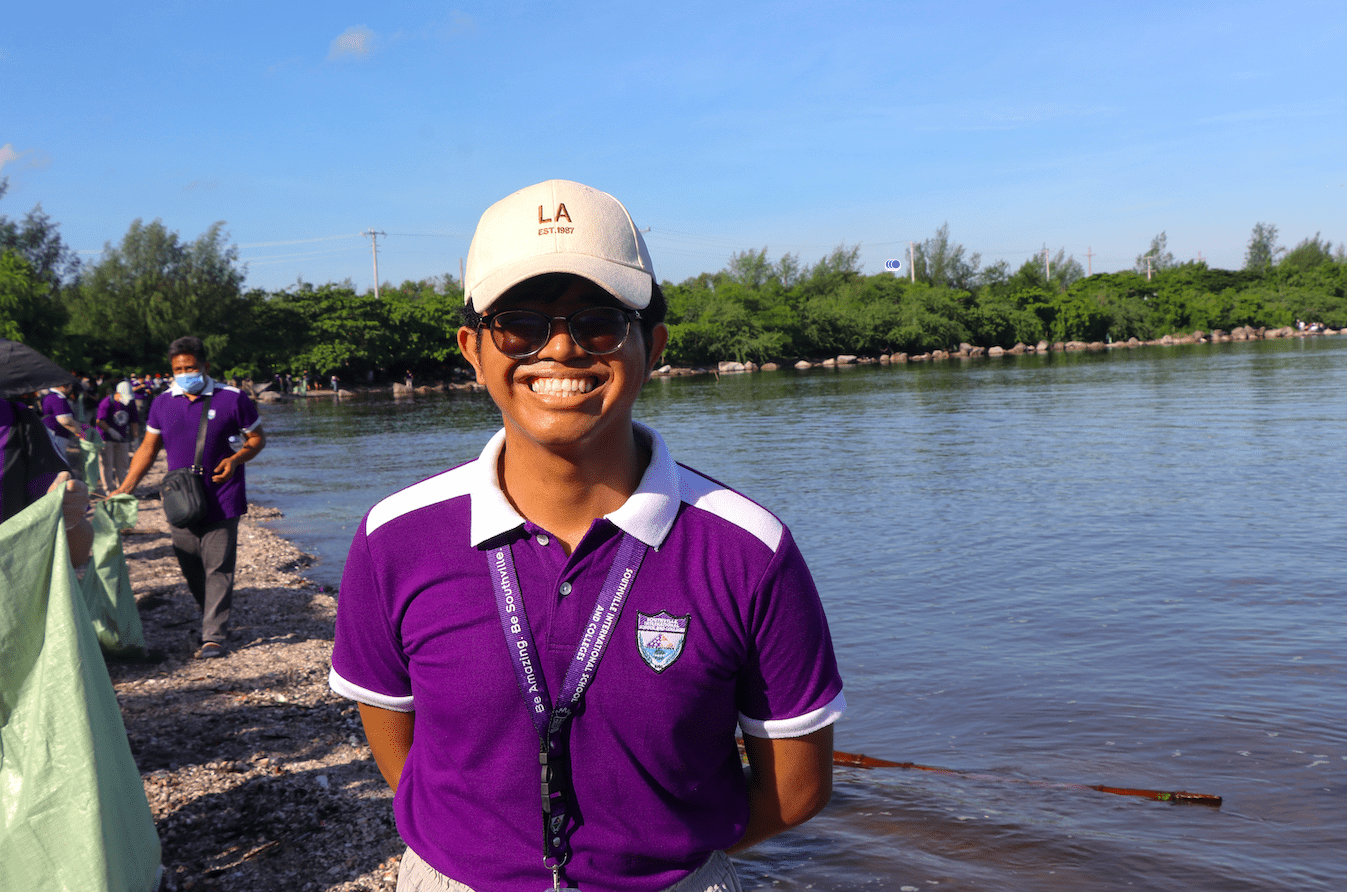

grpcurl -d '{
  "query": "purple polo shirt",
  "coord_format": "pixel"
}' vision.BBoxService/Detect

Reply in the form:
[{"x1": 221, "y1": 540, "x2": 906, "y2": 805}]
[
  {"x1": 1, "y1": 399, "x2": 70, "y2": 522},
  {"x1": 330, "y1": 423, "x2": 845, "y2": 892},
  {"x1": 145, "y1": 378, "x2": 260, "y2": 524},
  {"x1": 96, "y1": 395, "x2": 140, "y2": 441},
  {"x1": 40, "y1": 391, "x2": 75, "y2": 438}
]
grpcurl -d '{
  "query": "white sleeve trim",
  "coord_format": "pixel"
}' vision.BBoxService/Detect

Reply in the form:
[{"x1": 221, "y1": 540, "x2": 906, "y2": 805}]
[
  {"x1": 739, "y1": 691, "x2": 846, "y2": 739},
  {"x1": 328, "y1": 666, "x2": 415, "y2": 712}
]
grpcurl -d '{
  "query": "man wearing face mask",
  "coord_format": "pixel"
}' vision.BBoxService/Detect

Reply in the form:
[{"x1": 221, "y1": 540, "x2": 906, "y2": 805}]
[{"x1": 112, "y1": 336, "x2": 266, "y2": 658}]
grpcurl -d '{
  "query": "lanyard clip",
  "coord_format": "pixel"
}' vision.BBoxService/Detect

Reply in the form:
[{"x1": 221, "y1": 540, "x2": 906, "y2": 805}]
[{"x1": 540, "y1": 746, "x2": 553, "y2": 814}]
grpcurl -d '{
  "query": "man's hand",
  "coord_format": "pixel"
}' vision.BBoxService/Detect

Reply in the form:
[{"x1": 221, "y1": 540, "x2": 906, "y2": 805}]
[
  {"x1": 110, "y1": 430, "x2": 163, "y2": 497},
  {"x1": 212, "y1": 455, "x2": 239, "y2": 484},
  {"x1": 213, "y1": 426, "x2": 266, "y2": 483},
  {"x1": 49, "y1": 471, "x2": 89, "y2": 527},
  {"x1": 48, "y1": 472, "x2": 93, "y2": 565}
]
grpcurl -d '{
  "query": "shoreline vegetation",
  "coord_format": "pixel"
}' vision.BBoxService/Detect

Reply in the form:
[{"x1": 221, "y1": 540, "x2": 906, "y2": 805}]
[
  {"x1": 249, "y1": 323, "x2": 1345, "y2": 403},
  {"x1": 7, "y1": 197, "x2": 1345, "y2": 384},
  {"x1": 659, "y1": 323, "x2": 1347, "y2": 375}
]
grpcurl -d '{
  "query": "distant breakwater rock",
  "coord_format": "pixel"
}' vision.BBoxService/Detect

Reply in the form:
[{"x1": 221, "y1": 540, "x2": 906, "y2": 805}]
[
  {"x1": 251, "y1": 380, "x2": 486, "y2": 402},
  {"x1": 653, "y1": 326, "x2": 1345, "y2": 377}
]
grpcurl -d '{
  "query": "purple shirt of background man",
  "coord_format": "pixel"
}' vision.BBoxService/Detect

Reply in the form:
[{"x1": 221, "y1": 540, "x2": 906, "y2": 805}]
[
  {"x1": 40, "y1": 391, "x2": 75, "y2": 438},
  {"x1": 96, "y1": 394, "x2": 140, "y2": 441},
  {"x1": 330, "y1": 424, "x2": 845, "y2": 892},
  {"x1": 146, "y1": 378, "x2": 260, "y2": 525},
  {"x1": 1, "y1": 398, "x2": 69, "y2": 522}
]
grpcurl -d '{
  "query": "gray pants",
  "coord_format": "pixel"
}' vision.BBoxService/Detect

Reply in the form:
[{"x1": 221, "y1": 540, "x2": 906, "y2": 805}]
[
  {"x1": 99, "y1": 440, "x2": 130, "y2": 492},
  {"x1": 169, "y1": 516, "x2": 239, "y2": 644},
  {"x1": 396, "y1": 847, "x2": 741, "y2": 892}
]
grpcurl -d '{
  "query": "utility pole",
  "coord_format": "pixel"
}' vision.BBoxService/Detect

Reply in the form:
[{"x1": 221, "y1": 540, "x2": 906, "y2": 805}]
[
  {"x1": 364, "y1": 229, "x2": 387, "y2": 298},
  {"x1": 908, "y1": 241, "x2": 915, "y2": 282},
  {"x1": 1086, "y1": 246, "x2": 1095, "y2": 276},
  {"x1": 1043, "y1": 246, "x2": 1050, "y2": 281},
  {"x1": 1145, "y1": 254, "x2": 1155, "y2": 281}
]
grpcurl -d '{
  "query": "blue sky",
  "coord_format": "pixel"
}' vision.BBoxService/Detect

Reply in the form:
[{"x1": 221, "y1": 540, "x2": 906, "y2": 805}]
[{"x1": 3, "y1": 1, "x2": 1344, "y2": 293}]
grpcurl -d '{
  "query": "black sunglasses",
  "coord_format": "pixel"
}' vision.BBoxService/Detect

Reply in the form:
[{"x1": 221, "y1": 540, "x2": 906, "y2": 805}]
[{"x1": 482, "y1": 306, "x2": 640, "y2": 359}]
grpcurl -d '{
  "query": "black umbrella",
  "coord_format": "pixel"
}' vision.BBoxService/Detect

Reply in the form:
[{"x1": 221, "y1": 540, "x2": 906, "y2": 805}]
[{"x1": 0, "y1": 338, "x2": 76, "y2": 399}]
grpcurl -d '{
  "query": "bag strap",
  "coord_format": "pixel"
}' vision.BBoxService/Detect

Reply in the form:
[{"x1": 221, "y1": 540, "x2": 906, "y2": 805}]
[{"x1": 191, "y1": 393, "x2": 213, "y2": 474}]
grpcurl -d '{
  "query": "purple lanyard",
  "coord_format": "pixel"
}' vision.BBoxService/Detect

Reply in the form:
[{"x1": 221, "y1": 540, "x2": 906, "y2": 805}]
[{"x1": 487, "y1": 532, "x2": 648, "y2": 877}]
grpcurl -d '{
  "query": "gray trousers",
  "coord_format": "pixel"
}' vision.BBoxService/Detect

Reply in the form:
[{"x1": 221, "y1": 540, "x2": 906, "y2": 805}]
[{"x1": 169, "y1": 516, "x2": 239, "y2": 644}]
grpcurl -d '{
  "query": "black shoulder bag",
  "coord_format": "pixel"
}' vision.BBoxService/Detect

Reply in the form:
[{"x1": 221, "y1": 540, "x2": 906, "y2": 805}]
[{"x1": 161, "y1": 393, "x2": 212, "y2": 527}]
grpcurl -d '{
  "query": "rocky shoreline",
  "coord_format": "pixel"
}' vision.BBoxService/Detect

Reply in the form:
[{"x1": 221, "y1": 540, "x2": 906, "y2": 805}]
[
  {"x1": 107, "y1": 459, "x2": 402, "y2": 892},
  {"x1": 250, "y1": 326, "x2": 1345, "y2": 397},
  {"x1": 667, "y1": 324, "x2": 1346, "y2": 375}
]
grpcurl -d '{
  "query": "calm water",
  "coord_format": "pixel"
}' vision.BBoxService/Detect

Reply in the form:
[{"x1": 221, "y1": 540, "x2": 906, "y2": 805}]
[{"x1": 248, "y1": 337, "x2": 1347, "y2": 891}]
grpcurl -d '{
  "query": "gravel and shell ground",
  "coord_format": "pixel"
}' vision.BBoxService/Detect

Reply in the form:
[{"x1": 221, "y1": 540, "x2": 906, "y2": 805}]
[{"x1": 108, "y1": 458, "x2": 403, "y2": 892}]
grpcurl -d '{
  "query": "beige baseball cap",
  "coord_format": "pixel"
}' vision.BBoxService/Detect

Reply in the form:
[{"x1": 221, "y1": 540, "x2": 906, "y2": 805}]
[{"x1": 464, "y1": 180, "x2": 655, "y2": 314}]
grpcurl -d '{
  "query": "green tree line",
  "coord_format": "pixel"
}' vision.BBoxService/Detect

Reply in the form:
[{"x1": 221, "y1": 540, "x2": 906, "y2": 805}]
[{"x1": 3, "y1": 179, "x2": 1345, "y2": 379}]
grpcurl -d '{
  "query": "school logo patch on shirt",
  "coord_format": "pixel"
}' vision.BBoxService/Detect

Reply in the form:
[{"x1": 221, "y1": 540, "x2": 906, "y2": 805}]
[{"x1": 636, "y1": 611, "x2": 689, "y2": 673}]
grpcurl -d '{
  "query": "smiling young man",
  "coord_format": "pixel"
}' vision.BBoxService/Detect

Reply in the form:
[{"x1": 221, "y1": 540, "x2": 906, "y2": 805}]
[{"x1": 330, "y1": 180, "x2": 845, "y2": 892}]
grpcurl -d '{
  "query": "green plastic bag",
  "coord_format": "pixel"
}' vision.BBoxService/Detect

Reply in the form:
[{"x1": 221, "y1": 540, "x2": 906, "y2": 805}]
[
  {"x1": 79, "y1": 429, "x2": 103, "y2": 490},
  {"x1": 79, "y1": 495, "x2": 145, "y2": 656},
  {"x1": 0, "y1": 489, "x2": 162, "y2": 892}
]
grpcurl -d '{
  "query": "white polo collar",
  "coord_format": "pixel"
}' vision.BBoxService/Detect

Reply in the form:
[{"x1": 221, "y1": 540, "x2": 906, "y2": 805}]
[{"x1": 468, "y1": 421, "x2": 680, "y2": 550}]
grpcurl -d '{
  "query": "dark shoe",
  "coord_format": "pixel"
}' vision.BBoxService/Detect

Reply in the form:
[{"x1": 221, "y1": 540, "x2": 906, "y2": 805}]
[{"x1": 197, "y1": 642, "x2": 227, "y2": 659}]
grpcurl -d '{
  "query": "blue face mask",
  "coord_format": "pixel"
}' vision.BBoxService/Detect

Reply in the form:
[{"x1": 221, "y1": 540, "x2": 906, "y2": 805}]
[{"x1": 174, "y1": 373, "x2": 206, "y2": 394}]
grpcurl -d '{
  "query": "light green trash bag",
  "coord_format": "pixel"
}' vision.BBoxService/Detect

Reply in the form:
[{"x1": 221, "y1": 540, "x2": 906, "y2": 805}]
[
  {"x1": 0, "y1": 489, "x2": 162, "y2": 892},
  {"x1": 79, "y1": 428, "x2": 103, "y2": 491},
  {"x1": 79, "y1": 495, "x2": 145, "y2": 657}
]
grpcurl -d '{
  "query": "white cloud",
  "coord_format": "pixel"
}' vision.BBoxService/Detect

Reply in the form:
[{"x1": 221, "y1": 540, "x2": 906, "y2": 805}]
[
  {"x1": 328, "y1": 25, "x2": 376, "y2": 61},
  {"x1": 446, "y1": 11, "x2": 476, "y2": 36},
  {"x1": 0, "y1": 143, "x2": 19, "y2": 172}
]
